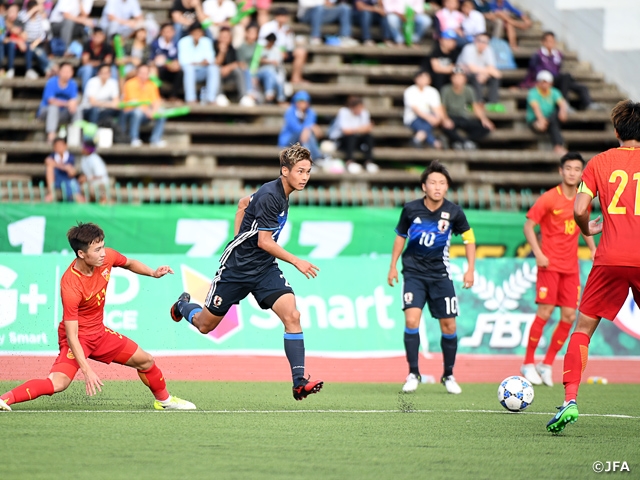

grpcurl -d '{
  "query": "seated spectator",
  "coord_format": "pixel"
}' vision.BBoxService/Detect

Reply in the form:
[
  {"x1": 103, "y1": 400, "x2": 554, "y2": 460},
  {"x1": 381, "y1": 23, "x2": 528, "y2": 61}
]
[
  {"x1": 119, "y1": 27, "x2": 151, "y2": 77},
  {"x1": 329, "y1": 96, "x2": 378, "y2": 173},
  {"x1": 100, "y1": 0, "x2": 144, "y2": 38},
  {"x1": 403, "y1": 70, "x2": 443, "y2": 149},
  {"x1": 460, "y1": 0, "x2": 485, "y2": 41},
  {"x1": 171, "y1": 0, "x2": 207, "y2": 41},
  {"x1": 202, "y1": 0, "x2": 244, "y2": 47},
  {"x1": 427, "y1": 30, "x2": 461, "y2": 91},
  {"x1": 297, "y1": 0, "x2": 357, "y2": 46},
  {"x1": 353, "y1": 0, "x2": 387, "y2": 46},
  {"x1": 120, "y1": 64, "x2": 167, "y2": 147},
  {"x1": 278, "y1": 90, "x2": 323, "y2": 161},
  {"x1": 254, "y1": 33, "x2": 286, "y2": 104},
  {"x1": 16, "y1": 0, "x2": 51, "y2": 78},
  {"x1": 440, "y1": 67, "x2": 494, "y2": 149},
  {"x1": 151, "y1": 23, "x2": 183, "y2": 100},
  {"x1": 484, "y1": 0, "x2": 531, "y2": 51},
  {"x1": 79, "y1": 140, "x2": 110, "y2": 203},
  {"x1": 215, "y1": 27, "x2": 247, "y2": 103},
  {"x1": 81, "y1": 63, "x2": 120, "y2": 124},
  {"x1": 49, "y1": 0, "x2": 94, "y2": 53},
  {"x1": 38, "y1": 62, "x2": 80, "y2": 143},
  {"x1": 5, "y1": 11, "x2": 28, "y2": 79},
  {"x1": 236, "y1": 23, "x2": 258, "y2": 105},
  {"x1": 456, "y1": 33, "x2": 501, "y2": 106},
  {"x1": 527, "y1": 70, "x2": 568, "y2": 155},
  {"x1": 384, "y1": 0, "x2": 432, "y2": 47},
  {"x1": 521, "y1": 31, "x2": 599, "y2": 111},
  {"x1": 78, "y1": 28, "x2": 114, "y2": 89},
  {"x1": 44, "y1": 137, "x2": 85, "y2": 203},
  {"x1": 178, "y1": 22, "x2": 222, "y2": 105},
  {"x1": 259, "y1": 7, "x2": 307, "y2": 84},
  {"x1": 435, "y1": 0, "x2": 464, "y2": 43}
]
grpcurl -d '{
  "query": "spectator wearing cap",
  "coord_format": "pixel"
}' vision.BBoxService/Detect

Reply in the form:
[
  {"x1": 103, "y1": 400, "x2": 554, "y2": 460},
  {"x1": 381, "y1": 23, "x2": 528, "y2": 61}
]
[
  {"x1": 383, "y1": 0, "x2": 431, "y2": 46},
  {"x1": 427, "y1": 30, "x2": 461, "y2": 91},
  {"x1": 483, "y1": 0, "x2": 531, "y2": 51},
  {"x1": 44, "y1": 137, "x2": 85, "y2": 203},
  {"x1": 80, "y1": 63, "x2": 120, "y2": 125},
  {"x1": 79, "y1": 140, "x2": 110, "y2": 203},
  {"x1": 278, "y1": 90, "x2": 323, "y2": 161},
  {"x1": 178, "y1": 22, "x2": 222, "y2": 105},
  {"x1": 526, "y1": 70, "x2": 568, "y2": 156},
  {"x1": 440, "y1": 67, "x2": 494, "y2": 150},
  {"x1": 460, "y1": 0, "x2": 485, "y2": 42},
  {"x1": 353, "y1": 0, "x2": 387, "y2": 46},
  {"x1": 100, "y1": 0, "x2": 144, "y2": 38},
  {"x1": 456, "y1": 32, "x2": 501, "y2": 106},
  {"x1": 297, "y1": 0, "x2": 358, "y2": 47},
  {"x1": 403, "y1": 70, "x2": 444, "y2": 149},
  {"x1": 151, "y1": 23, "x2": 184, "y2": 100},
  {"x1": 259, "y1": 7, "x2": 308, "y2": 84}
]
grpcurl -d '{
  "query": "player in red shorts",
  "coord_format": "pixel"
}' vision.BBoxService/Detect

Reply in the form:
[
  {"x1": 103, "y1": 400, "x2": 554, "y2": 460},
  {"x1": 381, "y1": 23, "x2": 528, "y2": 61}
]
[
  {"x1": 547, "y1": 100, "x2": 640, "y2": 433},
  {"x1": 0, "y1": 223, "x2": 195, "y2": 411},
  {"x1": 521, "y1": 152, "x2": 596, "y2": 387}
]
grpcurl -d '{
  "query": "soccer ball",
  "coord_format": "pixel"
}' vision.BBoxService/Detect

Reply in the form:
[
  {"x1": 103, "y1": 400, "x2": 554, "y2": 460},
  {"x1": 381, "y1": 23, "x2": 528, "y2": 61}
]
[{"x1": 497, "y1": 376, "x2": 535, "y2": 412}]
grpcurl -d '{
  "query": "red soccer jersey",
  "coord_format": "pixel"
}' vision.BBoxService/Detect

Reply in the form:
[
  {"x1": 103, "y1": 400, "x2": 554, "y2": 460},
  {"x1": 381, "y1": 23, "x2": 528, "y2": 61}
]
[
  {"x1": 58, "y1": 248, "x2": 127, "y2": 339},
  {"x1": 579, "y1": 146, "x2": 640, "y2": 267},
  {"x1": 526, "y1": 185, "x2": 581, "y2": 273}
]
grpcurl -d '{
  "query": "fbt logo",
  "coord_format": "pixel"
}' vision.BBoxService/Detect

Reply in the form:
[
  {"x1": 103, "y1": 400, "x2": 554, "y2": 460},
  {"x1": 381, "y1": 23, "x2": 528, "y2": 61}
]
[
  {"x1": 0, "y1": 265, "x2": 47, "y2": 328},
  {"x1": 460, "y1": 313, "x2": 545, "y2": 349}
]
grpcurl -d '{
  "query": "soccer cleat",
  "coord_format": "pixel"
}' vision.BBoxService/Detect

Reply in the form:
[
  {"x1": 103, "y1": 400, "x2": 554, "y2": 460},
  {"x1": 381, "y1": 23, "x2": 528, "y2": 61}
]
[
  {"x1": 170, "y1": 292, "x2": 191, "y2": 322},
  {"x1": 441, "y1": 375, "x2": 462, "y2": 394},
  {"x1": 292, "y1": 376, "x2": 324, "y2": 401},
  {"x1": 536, "y1": 363, "x2": 554, "y2": 387},
  {"x1": 153, "y1": 396, "x2": 196, "y2": 410},
  {"x1": 0, "y1": 398, "x2": 11, "y2": 411},
  {"x1": 402, "y1": 373, "x2": 420, "y2": 393},
  {"x1": 521, "y1": 363, "x2": 543, "y2": 385},
  {"x1": 547, "y1": 400, "x2": 578, "y2": 433}
]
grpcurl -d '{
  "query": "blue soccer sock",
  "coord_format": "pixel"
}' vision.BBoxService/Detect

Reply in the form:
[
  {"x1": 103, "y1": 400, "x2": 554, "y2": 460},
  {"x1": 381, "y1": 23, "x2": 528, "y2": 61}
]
[
  {"x1": 178, "y1": 302, "x2": 202, "y2": 325},
  {"x1": 284, "y1": 332, "x2": 305, "y2": 387},
  {"x1": 404, "y1": 327, "x2": 421, "y2": 376},
  {"x1": 441, "y1": 332, "x2": 458, "y2": 378}
]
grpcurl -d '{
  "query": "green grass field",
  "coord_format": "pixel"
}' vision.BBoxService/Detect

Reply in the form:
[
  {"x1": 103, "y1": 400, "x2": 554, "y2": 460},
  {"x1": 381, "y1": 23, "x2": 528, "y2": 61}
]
[{"x1": 1, "y1": 381, "x2": 638, "y2": 480}]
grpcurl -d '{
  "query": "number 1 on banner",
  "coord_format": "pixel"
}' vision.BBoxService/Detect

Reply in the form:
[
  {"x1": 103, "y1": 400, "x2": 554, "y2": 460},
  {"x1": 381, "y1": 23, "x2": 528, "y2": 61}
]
[{"x1": 7, "y1": 216, "x2": 46, "y2": 254}]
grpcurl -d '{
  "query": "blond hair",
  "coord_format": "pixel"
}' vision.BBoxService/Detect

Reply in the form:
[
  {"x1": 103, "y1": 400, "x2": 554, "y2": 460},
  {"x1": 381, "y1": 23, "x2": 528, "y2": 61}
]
[{"x1": 279, "y1": 143, "x2": 313, "y2": 170}]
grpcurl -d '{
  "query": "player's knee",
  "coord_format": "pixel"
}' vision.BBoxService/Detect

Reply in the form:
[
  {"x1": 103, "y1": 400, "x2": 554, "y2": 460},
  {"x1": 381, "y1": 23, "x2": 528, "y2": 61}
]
[
  {"x1": 197, "y1": 322, "x2": 214, "y2": 334},
  {"x1": 283, "y1": 309, "x2": 301, "y2": 329},
  {"x1": 561, "y1": 311, "x2": 576, "y2": 324},
  {"x1": 139, "y1": 352, "x2": 155, "y2": 370},
  {"x1": 48, "y1": 373, "x2": 71, "y2": 393}
]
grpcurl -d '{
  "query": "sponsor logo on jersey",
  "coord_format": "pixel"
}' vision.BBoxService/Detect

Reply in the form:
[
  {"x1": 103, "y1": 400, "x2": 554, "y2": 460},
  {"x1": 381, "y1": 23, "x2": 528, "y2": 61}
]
[
  {"x1": 404, "y1": 292, "x2": 414, "y2": 304},
  {"x1": 438, "y1": 219, "x2": 450, "y2": 233},
  {"x1": 101, "y1": 268, "x2": 111, "y2": 282},
  {"x1": 441, "y1": 212, "x2": 450, "y2": 219},
  {"x1": 213, "y1": 295, "x2": 223, "y2": 307},
  {"x1": 413, "y1": 218, "x2": 422, "y2": 224},
  {"x1": 539, "y1": 286, "x2": 548, "y2": 299}
]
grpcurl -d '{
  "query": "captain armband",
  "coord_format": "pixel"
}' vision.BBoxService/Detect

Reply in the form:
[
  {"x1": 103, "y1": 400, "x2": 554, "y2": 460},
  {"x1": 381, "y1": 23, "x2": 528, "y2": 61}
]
[
  {"x1": 578, "y1": 181, "x2": 594, "y2": 198},
  {"x1": 461, "y1": 229, "x2": 476, "y2": 245}
]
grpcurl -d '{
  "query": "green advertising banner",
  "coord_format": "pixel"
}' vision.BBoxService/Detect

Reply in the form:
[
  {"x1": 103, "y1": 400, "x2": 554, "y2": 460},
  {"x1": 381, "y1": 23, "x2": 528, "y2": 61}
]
[{"x1": 0, "y1": 254, "x2": 637, "y2": 357}]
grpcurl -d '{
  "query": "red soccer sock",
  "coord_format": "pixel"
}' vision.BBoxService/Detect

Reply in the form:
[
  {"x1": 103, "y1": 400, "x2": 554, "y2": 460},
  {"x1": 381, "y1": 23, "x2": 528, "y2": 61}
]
[
  {"x1": 524, "y1": 315, "x2": 547, "y2": 364},
  {"x1": 138, "y1": 363, "x2": 169, "y2": 401},
  {"x1": 543, "y1": 320, "x2": 573, "y2": 365},
  {"x1": 1, "y1": 379, "x2": 55, "y2": 406},
  {"x1": 563, "y1": 331, "x2": 590, "y2": 402}
]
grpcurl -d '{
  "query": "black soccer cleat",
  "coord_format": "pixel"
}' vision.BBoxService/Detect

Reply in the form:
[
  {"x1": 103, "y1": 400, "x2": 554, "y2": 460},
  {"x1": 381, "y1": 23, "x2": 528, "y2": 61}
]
[
  {"x1": 170, "y1": 292, "x2": 191, "y2": 322},
  {"x1": 292, "y1": 376, "x2": 324, "y2": 401}
]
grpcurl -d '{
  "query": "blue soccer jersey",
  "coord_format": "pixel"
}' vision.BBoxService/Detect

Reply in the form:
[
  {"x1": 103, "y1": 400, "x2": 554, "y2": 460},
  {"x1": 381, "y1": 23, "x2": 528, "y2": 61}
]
[
  {"x1": 219, "y1": 178, "x2": 288, "y2": 276},
  {"x1": 395, "y1": 198, "x2": 470, "y2": 278}
]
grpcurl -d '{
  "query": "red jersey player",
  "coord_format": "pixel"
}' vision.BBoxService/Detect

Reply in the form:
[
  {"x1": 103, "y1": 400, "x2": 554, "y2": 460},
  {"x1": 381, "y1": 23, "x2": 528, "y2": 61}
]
[
  {"x1": 521, "y1": 152, "x2": 596, "y2": 387},
  {"x1": 0, "y1": 223, "x2": 195, "y2": 411},
  {"x1": 547, "y1": 100, "x2": 640, "y2": 433}
]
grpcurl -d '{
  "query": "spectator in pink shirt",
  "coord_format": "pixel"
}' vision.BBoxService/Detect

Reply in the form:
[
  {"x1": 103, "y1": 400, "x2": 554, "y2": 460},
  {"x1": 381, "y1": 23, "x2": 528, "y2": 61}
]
[{"x1": 435, "y1": 0, "x2": 464, "y2": 43}]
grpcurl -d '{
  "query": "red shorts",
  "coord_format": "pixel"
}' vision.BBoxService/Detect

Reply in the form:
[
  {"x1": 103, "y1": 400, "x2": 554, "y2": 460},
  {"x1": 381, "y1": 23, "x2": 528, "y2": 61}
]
[
  {"x1": 535, "y1": 269, "x2": 581, "y2": 308},
  {"x1": 579, "y1": 265, "x2": 640, "y2": 321},
  {"x1": 50, "y1": 327, "x2": 138, "y2": 380}
]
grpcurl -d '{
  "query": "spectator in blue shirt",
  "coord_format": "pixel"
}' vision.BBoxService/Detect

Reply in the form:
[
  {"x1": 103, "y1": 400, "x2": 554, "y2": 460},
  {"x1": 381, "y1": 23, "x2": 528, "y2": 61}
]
[
  {"x1": 178, "y1": 22, "x2": 221, "y2": 104},
  {"x1": 38, "y1": 63, "x2": 80, "y2": 143},
  {"x1": 151, "y1": 23, "x2": 183, "y2": 100},
  {"x1": 44, "y1": 137, "x2": 85, "y2": 203},
  {"x1": 278, "y1": 90, "x2": 322, "y2": 161},
  {"x1": 484, "y1": 0, "x2": 531, "y2": 50}
]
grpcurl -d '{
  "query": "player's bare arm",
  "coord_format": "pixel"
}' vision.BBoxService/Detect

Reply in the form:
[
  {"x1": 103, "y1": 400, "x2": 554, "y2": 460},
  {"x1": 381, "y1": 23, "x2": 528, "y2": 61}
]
[
  {"x1": 388, "y1": 235, "x2": 406, "y2": 286},
  {"x1": 257, "y1": 230, "x2": 319, "y2": 279},
  {"x1": 234, "y1": 195, "x2": 252, "y2": 235},
  {"x1": 581, "y1": 233, "x2": 597, "y2": 260},
  {"x1": 462, "y1": 229, "x2": 476, "y2": 289},
  {"x1": 122, "y1": 258, "x2": 174, "y2": 278},
  {"x1": 574, "y1": 192, "x2": 602, "y2": 236},
  {"x1": 64, "y1": 320, "x2": 104, "y2": 396},
  {"x1": 523, "y1": 218, "x2": 549, "y2": 267}
]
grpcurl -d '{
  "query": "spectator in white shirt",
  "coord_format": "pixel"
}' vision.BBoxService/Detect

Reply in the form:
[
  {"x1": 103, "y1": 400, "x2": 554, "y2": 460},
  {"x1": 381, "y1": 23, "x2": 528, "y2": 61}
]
[
  {"x1": 202, "y1": 0, "x2": 244, "y2": 47},
  {"x1": 297, "y1": 0, "x2": 357, "y2": 47},
  {"x1": 49, "y1": 0, "x2": 95, "y2": 50},
  {"x1": 384, "y1": 0, "x2": 432, "y2": 46},
  {"x1": 178, "y1": 22, "x2": 222, "y2": 104},
  {"x1": 79, "y1": 140, "x2": 110, "y2": 203},
  {"x1": 403, "y1": 70, "x2": 444, "y2": 149},
  {"x1": 461, "y1": 0, "x2": 485, "y2": 42},
  {"x1": 100, "y1": 0, "x2": 144, "y2": 38},
  {"x1": 81, "y1": 64, "x2": 120, "y2": 125},
  {"x1": 456, "y1": 32, "x2": 501, "y2": 104},
  {"x1": 259, "y1": 7, "x2": 307, "y2": 84}
]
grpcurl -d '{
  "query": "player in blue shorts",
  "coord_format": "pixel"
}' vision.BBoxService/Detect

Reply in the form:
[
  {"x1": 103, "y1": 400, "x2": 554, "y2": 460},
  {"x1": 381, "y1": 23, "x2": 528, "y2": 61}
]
[
  {"x1": 169, "y1": 143, "x2": 324, "y2": 401},
  {"x1": 388, "y1": 160, "x2": 476, "y2": 394}
]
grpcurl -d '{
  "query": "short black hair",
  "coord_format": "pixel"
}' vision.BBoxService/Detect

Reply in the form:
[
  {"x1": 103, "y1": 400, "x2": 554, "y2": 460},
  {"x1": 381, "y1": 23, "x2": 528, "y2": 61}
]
[
  {"x1": 611, "y1": 100, "x2": 640, "y2": 142},
  {"x1": 53, "y1": 137, "x2": 66, "y2": 145},
  {"x1": 420, "y1": 160, "x2": 452, "y2": 186},
  {"x1": 97, "y1": 62, "x2": 111, "y2": 72},
  {"x1": 67, "y1": 222, "x2": 105, "y2": 256},
  {"x1": 160, "y1": 22, "x2": 174, "y2": 31},
  {"x1": 542, "y1": 31, "x2": 555, "y2": 40},
  {"x1": 93, "y1": 27, "x2": 104, "y2": 34},
  {"x1": 59, "y1": 62, "x2": 74, "y2": 72},
  {"x1": 560, "y1": 151, "x2": 585, "y2": 167},
  {"x1": 414, "y1": 69, "x2": 430, "y2": 79},
  {"x1": 188, "y1": 22, "x2": 203, "y2": 34},
  {"x1": 265, "y1": 33, "x2": 277, "y2": 43}
]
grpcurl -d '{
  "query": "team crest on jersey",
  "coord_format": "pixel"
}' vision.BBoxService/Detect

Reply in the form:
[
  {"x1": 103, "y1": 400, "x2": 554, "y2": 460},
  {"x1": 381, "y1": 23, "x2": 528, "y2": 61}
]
[
  {"x1": 539, "y1": 287, "x2": 548, "y2": 299},
  {"x1": 101, "y1": 268, "x2": 111, "y2": 282},
  {"x1": 67, "y1": 348, "x2": 75, "y2": 360},
  {"x1": 438, "y1": 219, "x2": 450, "y2": 233},
  {"x1": 404, "y1": 292, "x2": 414, "y2": 304},
  {"x1": 441, "y1": 212, "x2": 450, "y2": 219},
  {"x1": 213, "y1": 295, "x2": 223, "y2": 307}
]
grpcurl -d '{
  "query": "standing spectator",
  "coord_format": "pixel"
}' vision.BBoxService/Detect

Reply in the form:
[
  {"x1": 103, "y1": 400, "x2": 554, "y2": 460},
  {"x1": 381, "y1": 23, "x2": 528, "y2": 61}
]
[
  {"x1": 236, "y1": 23, "x2": 259, "y2": 105},
  {"x1": 278, "y1": 90, "x2": 323, "y2": 161},
  {"x1": 202, "y1": 0, "x2": 243, "y2": 47},
  {"x1": 79, "y1": 140, "x2": 110, "y2": 202},
  {"x1": 44, "y1": 137, "x2": 85, "y2": 203},
  {"x1": 521, "y1": 31, "x2": 599, "y2": 111},
  {"x1": 17, "y1": 0, "x2": 51, "y2": 78},
  {"x1": 440, "y1": 67, "x2": 494, "y2": 150},
  {"x1": 297, "y1": 0, "x2": 357, "y2": 47},
  {"x1": 259, "y1": 7, "x2": 307, "y2": 84},
  {"x1": 403, "y1": 70, "x2": 443, "y2": 149},
  {"x1": 426, "y1": 30, "x2": 461, "y2": 91},
  {"x1": 484, "y1": 0, "x2": 531, "y2": 51},
  {"x1": 178, "y1": 22, "x2": 222, "y2": 105},
  {"x1": 527, "y1": 70, "x2": 568, "y2": 155},
  {"x1": 151, "y1": 23, "x2": 183, "y2": 100},
  {"x1": 77, "y1": 28, "x2": 114, "y2": 89},
  {"x1": 435, "y1": 0, "x2": 464, "y2": 43},
  {"x1": 456, "y1": 32, "x2": 501, "y2": 106},
  {"x1": 384, "y1": 0, "x2": 432, "y2": 47},
  {"x1": 171, "y1": 0, "x2": 207, "y2": 41},
  {"x1": 49, "y1": 0, "x2": 94, "y2": 52},
  {"x1": 353, "y1": 0, "x2": 387, "y2": 46},
  {"x1": 120, "y1": 64, "x2": 167, "y2": 147},
  {"x1": 329, "y1": 96, "x2": 378, "y2": 173},
  {"x1": 81, "y1": 63, "x2": 120, "y2": 124},
  {"x1": 100, "y1": 0, "x2": 144, "y2": 38},
  {"x1": 38, "y1": 62, "x2": 80, "y2": 143},
  {"x1": 255, "y1": 33, "x2": 285, "y2": 104},
  {"x1": 215, "y1": 27, "x2": 247, "y2": 103},
  {"x1": 460, "y1": 0, "x2": 485, "y2": 41}
]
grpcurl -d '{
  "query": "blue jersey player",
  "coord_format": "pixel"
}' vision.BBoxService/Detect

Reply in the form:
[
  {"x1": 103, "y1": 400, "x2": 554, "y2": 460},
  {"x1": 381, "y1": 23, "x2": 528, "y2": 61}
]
[
  {"x1": 169, "y1": 144, "x2": 323, "y2": 401},
  {"x1": 388, "y1": 161, "x2": 476, "y2": 394}
]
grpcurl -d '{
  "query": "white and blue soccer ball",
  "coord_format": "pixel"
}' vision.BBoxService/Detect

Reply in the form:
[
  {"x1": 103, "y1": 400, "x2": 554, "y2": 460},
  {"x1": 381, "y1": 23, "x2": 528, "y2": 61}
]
[{"x1": 497, "y1": 376, "x2": 535, "y2": 412}]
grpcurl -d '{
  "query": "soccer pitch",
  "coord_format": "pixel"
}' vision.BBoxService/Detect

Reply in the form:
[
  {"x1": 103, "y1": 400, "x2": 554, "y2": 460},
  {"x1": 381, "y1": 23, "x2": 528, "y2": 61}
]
[{"x1": 1, "y1": 381, "x2": 638, "y2": 480}]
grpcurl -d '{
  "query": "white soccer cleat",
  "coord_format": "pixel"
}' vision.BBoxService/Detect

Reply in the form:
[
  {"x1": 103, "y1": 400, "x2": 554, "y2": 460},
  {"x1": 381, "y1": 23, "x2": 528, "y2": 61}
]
[
  {"x1": 402, "y1": 373, "x2": 420, "y2": 393},
  {"x1": 153, "y1": 396, "x2": 196, "y2": 410},
  {"x1": 536, "y1": 363, "x2": 554, "y2": 387},
  {"x1": 441, "y1": 375, "x2": 462, "y2": 394},
  {"x1": 0, "y1": 398, "x2": 12, "y2": 411},
  {"x1": 521, "y1": 363, "x2": 543, "y2": 385}
]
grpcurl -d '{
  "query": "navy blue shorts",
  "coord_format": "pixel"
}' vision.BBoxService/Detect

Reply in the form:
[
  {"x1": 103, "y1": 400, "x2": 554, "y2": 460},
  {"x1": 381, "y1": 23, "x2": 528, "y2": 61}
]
[
  {"x1": 402, "y1": 275, "x2": 459, "y2": 319},
  {"x1": 204, "y1": 264, "x2": 294, "y2": 316}
]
